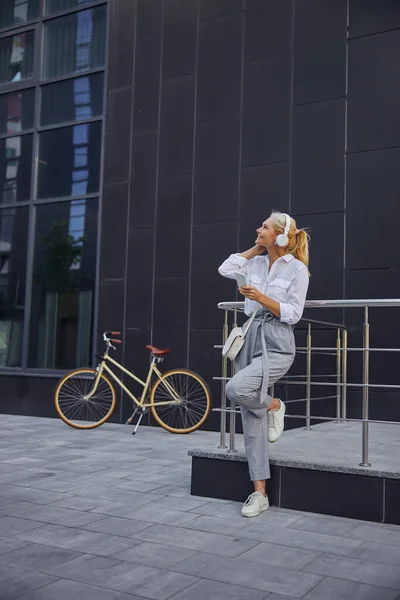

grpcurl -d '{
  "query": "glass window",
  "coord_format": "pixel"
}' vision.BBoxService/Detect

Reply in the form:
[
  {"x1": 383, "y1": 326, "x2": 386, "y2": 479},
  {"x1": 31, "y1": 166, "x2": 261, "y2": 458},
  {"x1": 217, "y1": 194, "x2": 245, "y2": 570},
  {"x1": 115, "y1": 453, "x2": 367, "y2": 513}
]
[
  {"x1": 46, "y1": 0, "x2": 102, "y2": 17},
  {"x1": 38, "y1": 122, "x2": 101, "y2": 199},
  {"x1": 29, "y1": 198, "x2": 98, "y2": 369},
  {"x1": 43, "y1": 6, "x2": 106, "y2": 79},
  {"x1": 0, "y1": 88, "x2": 34, "y2": 134},
  {"x1": 0, "y1": 206, "x2": 29, "y2": 367},
  {"x1": 0, "y1": 31, "x2": 34, "y2": 85},
  {"x1": 0, "y1": 0, "x2": 39, "y2": 30},
  {"x1": 41, "y1": 72, "x2": 103, "y2": 126},
  {"x1": 0, "y1": 134, "x2": 33, "y2": 204}
]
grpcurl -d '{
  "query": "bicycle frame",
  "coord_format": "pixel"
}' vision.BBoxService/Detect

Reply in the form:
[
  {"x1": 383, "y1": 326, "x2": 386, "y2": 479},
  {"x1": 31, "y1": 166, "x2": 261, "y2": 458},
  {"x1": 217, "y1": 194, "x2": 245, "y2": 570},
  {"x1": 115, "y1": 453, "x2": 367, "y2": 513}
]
[{"x1": 86, "y1": 348, "x2": 181, "y2": 409}]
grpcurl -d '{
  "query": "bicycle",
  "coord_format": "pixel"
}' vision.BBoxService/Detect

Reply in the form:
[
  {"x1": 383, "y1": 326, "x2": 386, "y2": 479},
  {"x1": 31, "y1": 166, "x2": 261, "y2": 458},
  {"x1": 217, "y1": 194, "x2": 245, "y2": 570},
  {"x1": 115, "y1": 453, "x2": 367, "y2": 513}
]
[{"x1": 54, "y1": 331, "x2": 211, "y2": 434}]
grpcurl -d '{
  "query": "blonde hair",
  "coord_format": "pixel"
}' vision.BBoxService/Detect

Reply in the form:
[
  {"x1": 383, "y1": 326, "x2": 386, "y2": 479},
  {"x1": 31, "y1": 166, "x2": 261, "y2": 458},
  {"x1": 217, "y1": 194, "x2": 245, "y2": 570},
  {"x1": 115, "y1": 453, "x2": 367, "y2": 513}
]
[{"x1": 270, "y1": 211, "x2": 310, "y2": 270}]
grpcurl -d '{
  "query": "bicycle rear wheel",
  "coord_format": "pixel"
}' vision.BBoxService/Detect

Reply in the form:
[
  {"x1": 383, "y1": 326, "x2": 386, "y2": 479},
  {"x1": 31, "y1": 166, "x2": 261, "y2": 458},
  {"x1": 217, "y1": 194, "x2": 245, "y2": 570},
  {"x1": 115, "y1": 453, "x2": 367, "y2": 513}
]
[
  {"x1": 150, "y1": 369, "x2": 211, "y2": 433},
  {"x1": 54, "y1": 368, "x2": 116, "y2": 429}
]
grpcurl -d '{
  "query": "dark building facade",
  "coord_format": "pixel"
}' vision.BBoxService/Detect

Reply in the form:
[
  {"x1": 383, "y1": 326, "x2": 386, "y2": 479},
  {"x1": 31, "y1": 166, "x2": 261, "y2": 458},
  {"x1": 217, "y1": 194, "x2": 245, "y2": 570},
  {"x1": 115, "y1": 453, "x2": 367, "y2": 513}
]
[{"x1": 1, "y1": 0, "x2": 400, "y2": 431}]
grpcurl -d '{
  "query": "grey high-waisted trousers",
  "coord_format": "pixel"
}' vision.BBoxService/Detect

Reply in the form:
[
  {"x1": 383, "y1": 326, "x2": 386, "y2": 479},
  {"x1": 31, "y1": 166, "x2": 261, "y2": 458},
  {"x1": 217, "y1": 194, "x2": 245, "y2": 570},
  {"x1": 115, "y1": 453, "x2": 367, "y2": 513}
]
[{"x1": 226, "y1": 311, "x2": 295, "y2": 481}]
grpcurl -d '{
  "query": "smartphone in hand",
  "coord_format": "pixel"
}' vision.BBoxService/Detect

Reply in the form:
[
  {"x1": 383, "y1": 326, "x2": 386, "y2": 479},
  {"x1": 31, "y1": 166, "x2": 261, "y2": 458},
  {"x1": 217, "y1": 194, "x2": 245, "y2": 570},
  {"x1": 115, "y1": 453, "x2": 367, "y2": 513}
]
[{"x1": 235, "y1": 272, "x2": 247, "y2": 288}]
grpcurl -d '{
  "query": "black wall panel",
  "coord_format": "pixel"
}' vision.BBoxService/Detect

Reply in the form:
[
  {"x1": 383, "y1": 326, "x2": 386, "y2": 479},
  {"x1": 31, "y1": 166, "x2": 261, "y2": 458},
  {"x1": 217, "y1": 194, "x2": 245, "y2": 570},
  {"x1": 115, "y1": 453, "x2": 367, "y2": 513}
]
[
  {"x1": 346, "y1": 147, "x2": 400, "y2": 270},
  {"x1": 162, "y1": 0, "x2": 198, "y2": 80},
  {"x1": 239, "y1": 162, "x2": 290, "y2": 249},
  {"x1": 194, "y1": 117, "x2": 240, "y2": 224},
  {"x1": 125, "y1": 229, "x2": 154, "y2": 330},
  {"x1": 348, "y1": 31, "x2": 400, "y2": 153},
  {"x1": 293, "y1": 0, "x2": 347, "y2": 105},
  {"x1": 245, "y1": 0, "x2": 293, "y2": 62},
  {"x1": 153, "y1": 277, "x2": 189, "y2": 367},
  {"x1": 197, "y1": 14, "x2": 243, "y2": 122},
  {"x1": 199, "y1": 0, "x2": 243, "y2": 22},
  {"x1": 349, "y1": 0, "x2": 400, "y2": 38},
  {"x1": 106, "y1": 88, "x2": 133, "y2": 185},
  {"x1": 155, "y1": 175, "x2": 192, "y2": 278},
  {"x1": 130, "y1": 131, "x2": 158, "y2": 230},
  {"x1": 133, "y1": 35, "x2": 161, "y2": 134},
  {"x1": 100, "y1": 182, "x2": 129, "y2": 280},
  {"x1": 159, "y1": 75, "x2": 195, "y2": 177},
  {"x1": 108, "y1": 0, "x2": 136, "y2": 90},
  {"x1": 136, "y1": 0, "x2": 162, "y2": 38},
  {"x1": 242, "y1": 54, "x2": 292, "y2": 166},
  {"x1": 291, "y1": 99, "x2": 345, "y2": 215}
]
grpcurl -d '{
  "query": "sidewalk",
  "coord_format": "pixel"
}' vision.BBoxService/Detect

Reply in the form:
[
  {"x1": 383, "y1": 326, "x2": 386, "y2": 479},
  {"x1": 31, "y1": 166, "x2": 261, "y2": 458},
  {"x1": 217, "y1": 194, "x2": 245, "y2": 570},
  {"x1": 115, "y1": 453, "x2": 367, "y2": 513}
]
[{"x1": 0, "y1": 415, "x2": 400, "y2": 600}]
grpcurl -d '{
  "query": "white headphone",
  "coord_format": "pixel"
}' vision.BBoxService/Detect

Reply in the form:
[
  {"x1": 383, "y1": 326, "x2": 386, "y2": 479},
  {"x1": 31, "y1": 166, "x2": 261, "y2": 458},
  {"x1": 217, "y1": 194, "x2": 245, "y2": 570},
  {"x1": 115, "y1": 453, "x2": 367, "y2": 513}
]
[{"x1": 275, "y1": 213, "x2": 291, "y2": 247}]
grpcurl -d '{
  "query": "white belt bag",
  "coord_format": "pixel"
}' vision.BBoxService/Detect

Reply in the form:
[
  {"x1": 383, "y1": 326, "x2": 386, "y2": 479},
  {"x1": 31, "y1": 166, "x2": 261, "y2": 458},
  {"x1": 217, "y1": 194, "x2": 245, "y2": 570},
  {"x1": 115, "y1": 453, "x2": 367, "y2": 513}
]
[{"x1": 221, "y1": 309, "x2": 258, "y2": 361}]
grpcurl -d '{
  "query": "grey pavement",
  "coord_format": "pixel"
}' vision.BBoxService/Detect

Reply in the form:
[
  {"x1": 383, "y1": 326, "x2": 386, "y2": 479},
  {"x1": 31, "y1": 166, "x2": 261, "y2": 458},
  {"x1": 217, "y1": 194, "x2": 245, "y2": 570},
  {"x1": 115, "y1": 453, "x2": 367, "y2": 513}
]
[{"x1": 0, "y1": 415, "x2": 399, "y2": 600}]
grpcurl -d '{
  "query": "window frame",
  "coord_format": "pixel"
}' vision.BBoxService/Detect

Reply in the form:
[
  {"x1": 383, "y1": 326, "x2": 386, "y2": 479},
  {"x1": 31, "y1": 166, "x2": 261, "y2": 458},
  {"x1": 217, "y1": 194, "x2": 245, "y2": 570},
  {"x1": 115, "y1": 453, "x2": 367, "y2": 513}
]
[{"x1": 0, "y1": 0, "x2": 108, "y2": 374}]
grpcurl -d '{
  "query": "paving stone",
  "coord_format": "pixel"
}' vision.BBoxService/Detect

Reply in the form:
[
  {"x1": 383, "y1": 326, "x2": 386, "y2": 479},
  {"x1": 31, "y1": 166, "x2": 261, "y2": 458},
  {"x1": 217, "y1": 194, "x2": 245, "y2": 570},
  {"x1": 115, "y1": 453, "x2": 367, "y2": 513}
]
[
  {"x1": 139, "y1": 495, "x2": 209, "y2": 512},
  {"x1": 46, "y1": 554, "x2": 199, "y2": 599},
  {"x1": 112, "y1": 480, "x2": 165, "y2": 492},
  {"x1": 0, "y1": 516, "x2": 43, "y2": 536},
  {"x1": 0, "y1": 563, "x2": 57, "y2": 600},
  {"x1": 189, "y1": 502, "x2": 302, "y2": 527},
  {"x1": 302, "y1": 576, "x2": 400, "y2": 600},
  {"x1": 0, "y1": 541, "x2": 82, "y2": 570},
  {"x1": 82, "y1": 516, "x2": 153, "y2": 536},
  {"x1": 16, "y1": 578, "x2": 134, "y2": 600},
  {"x1": 49, "y1": 495, "x2": 110, "y2": 511},
  {"x1": 92, "y1": 502, "x2": 200, "y2": 526},
  {"x1": 178, "y1": 515, "x2": 247, "y2": 536},
  {"x1": 4, "y1": 503, "x2": 106, "y2": 527},
  {"x1": 289, "y1": 516, "x2": 359, "y2": 536},
  {"x1": 232, "y1": 522, "x2": 363, "y2": 556},
  {"x1": 345, "y1": 523, "x2": 400, "y2": 547},
  {"x1": 238, "y1": 541, "x2": 319, "y2": 570},
  {"x1": 113, "y1": 541, "x2": 196, "y2": 568},
  {"x1": 0, "y1": 535, "x2": 30, "y2": 555},
  {"x1": 13, "y1": 524, "x2": 142, "y2": 557},
  {"x1": 172, "y1": 551, "x2": 323, "y2": 597},
  {"x1": 132, "y1": 524, "x2": 262, "y2": 557},
  {"x1": 168, "y1": 578, "x2": 268, "y2": 600},
  {"x1": 349, "y1": 540, "x2": 400, "y2": 566},
  {"x1": 303, "y1": 554, "x2": 400, "y2": 590},
  {"x1": 0, "y1": 484, "x2": 66, "y2": 505}
]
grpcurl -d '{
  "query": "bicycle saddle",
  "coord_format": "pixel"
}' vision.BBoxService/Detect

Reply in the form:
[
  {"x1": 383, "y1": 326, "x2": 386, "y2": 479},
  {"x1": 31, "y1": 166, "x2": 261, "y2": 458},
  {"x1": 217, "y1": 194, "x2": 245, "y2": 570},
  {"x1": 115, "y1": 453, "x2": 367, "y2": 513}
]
[{"x1": 146, "y1": 345, "x2": 171, "y2": 357}]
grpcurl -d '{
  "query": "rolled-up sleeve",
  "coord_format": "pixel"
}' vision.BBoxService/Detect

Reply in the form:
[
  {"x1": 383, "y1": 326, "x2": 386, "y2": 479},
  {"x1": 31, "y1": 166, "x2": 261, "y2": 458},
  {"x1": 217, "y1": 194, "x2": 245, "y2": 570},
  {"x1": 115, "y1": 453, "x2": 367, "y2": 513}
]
[
  {"x1": 218, "y1": 253, "x2": 251, "y2": 280},
  {"x1": 279, "y1": 265, "x2": 309, "y2": 325}
]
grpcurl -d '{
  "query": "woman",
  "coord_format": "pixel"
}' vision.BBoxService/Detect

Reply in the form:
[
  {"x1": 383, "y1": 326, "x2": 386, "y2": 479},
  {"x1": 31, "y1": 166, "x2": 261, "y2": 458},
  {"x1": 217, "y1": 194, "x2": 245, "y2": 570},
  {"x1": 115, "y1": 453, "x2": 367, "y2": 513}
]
[{"x1": 218, "y1": 211, "x2": 310, "y2": 518}]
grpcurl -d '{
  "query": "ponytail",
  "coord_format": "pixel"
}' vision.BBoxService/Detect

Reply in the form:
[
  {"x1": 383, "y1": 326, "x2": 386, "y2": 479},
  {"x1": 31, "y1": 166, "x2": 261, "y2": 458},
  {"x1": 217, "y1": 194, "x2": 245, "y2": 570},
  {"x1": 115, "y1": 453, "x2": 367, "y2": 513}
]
[{"x1": 289, "y1": 229, "x2": 310, "y2": 270}]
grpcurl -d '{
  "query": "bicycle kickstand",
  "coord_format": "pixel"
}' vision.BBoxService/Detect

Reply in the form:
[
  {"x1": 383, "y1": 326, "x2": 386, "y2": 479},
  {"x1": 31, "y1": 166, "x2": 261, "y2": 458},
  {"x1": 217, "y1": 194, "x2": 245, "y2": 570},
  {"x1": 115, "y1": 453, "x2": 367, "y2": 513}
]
[{"x1": 132, "y1": 413, "x2": 144, "y2": 435}]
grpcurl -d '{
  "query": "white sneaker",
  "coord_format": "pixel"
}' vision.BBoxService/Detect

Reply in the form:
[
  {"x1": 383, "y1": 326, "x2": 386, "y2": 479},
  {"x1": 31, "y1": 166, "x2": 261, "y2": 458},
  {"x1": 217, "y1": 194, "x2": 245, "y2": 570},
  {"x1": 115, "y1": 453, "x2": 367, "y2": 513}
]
[
  {"x1": 268, "y1": 399, "x2": 285, "y2": 443},
  {"x1": 241, "y1": 491, "x2": 269, "y2": 518}
]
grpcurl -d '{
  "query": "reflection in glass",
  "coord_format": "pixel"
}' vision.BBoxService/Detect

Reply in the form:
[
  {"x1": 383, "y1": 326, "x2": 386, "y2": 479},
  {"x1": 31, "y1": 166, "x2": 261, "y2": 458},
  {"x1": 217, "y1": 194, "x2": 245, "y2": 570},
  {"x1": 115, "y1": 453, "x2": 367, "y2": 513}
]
[
  {"x1": 0, "y1": 0, "x2": 39, "y2": 29},
  {"x1": 46, "y1": 0, "x2": 100, "y2": 16},
  {"x1": 0, "y1": 89, "x2": 34, "y2": 135},
  {"x1": 0, "y1": 206, "x2": 29, "y2": 367},
  {"x1": 40, "y1": 73, "x2": 103, "y2": 126},
  {"x1": 43, "y1": 6, "x2": 106, "y2": 79},
  {"x1": 0, "y1": 31, "x2": 34, "y2": 84},
  {"x1": 29, "y1": 199, "x2": 98, "y2": 369},
  {"x1": 38, "y1": 122, "x2": 101, "y2": 199},
  {"x1": 0, "y1": 134, "x2": 33, "y2": 204}
]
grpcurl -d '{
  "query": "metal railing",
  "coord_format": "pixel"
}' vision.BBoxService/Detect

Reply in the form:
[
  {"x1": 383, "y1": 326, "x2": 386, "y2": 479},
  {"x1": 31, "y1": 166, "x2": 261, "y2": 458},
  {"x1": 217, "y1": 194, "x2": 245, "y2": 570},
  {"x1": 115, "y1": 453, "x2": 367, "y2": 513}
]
[{"x1": 214, "y1": 299, "x2": 400, "y2": 467}]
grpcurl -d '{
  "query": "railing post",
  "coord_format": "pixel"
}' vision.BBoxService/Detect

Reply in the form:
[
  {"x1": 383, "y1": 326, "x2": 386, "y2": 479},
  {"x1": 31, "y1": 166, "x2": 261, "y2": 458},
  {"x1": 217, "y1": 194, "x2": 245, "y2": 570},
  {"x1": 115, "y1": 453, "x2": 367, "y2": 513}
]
[
  {"x1": 305, "y1": 323, "x2": 312, "y2": 430},
  {"x1": 341, "y1": 328, "x2": 348, "y2": 421},
  {"x1": 218, "y1": 310, "x2": 229, "y2": 449},
  {"x1": 360, "y1": 306, "x2": 371, "y2": 467},
  {"x1": 228, "y1": 309, "x2": 238, "y2": 453},
  {"x1": 336, "y1": 328, "x2": 341, "y2": 422}
]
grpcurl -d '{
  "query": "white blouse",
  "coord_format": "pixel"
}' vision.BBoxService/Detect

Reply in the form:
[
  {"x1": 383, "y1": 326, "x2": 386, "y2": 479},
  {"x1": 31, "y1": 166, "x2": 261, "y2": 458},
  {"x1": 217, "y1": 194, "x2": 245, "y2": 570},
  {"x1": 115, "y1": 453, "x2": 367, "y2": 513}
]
[{"x1": 218, "y1": 253, "x2": 309, "y2": 325}]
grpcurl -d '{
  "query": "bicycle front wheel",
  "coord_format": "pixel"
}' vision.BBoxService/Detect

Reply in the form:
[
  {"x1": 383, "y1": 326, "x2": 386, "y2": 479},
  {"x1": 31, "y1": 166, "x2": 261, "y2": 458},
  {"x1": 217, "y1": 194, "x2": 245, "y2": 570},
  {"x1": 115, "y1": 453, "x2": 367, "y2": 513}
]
[
  {"x1": 150, "y1": 369, "x2": 211, "y2": 433},
  {"x1": 54, "y1": 368, "x2": 116, "y2": 429}
]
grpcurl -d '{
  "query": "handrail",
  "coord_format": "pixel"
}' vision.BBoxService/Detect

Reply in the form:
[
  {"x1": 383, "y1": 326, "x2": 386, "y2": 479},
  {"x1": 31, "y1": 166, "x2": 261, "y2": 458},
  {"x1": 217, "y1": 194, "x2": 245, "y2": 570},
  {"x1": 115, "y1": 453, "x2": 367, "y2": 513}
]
[{"x1": 215, "y1": 298, "x2": 400, "y2": 467}]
